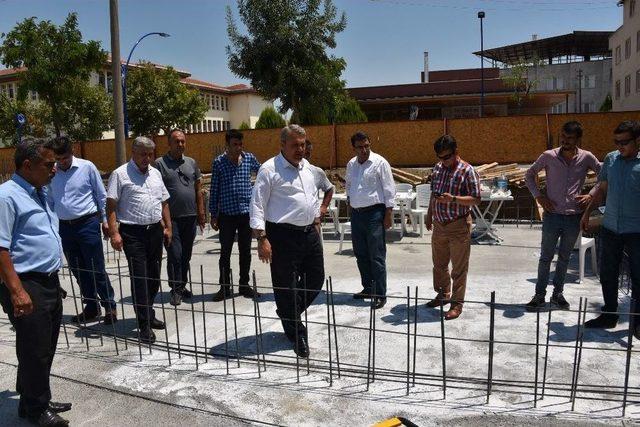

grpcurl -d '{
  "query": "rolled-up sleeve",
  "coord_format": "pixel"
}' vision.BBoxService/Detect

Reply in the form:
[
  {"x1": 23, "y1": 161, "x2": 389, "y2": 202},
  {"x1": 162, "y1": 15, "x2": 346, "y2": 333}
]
[
  {"x1": 466, "y1": 167, "x2": 481, "y2": 198},
  {"x1": 379, "y1": 160, "x2": 396, "y2": 208},
  {"x1": 249, "y1": 167, "x2": 271, "y2": 230},
  {"x1": 0, "y1": 196, "x2": 15, "y2": 250},
  {"x1": 525, "y1": 153, "x2": 547, "y2": 198}
]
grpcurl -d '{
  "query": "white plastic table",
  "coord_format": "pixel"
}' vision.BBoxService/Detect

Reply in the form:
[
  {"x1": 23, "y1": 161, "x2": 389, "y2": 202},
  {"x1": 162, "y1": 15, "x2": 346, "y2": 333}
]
[
  {"x1": 395, "y1": 191, "x2": 417, "y2": 236},
  {"x1": 471, "y1": 194, "x2": 514, "y2": 244}
]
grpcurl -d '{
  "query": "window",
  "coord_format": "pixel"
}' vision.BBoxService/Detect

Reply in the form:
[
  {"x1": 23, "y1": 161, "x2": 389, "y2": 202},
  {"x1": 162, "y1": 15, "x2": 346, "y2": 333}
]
[
  {"x1": 214, "y1": 96, "x2": 219, "y2": 110},
  {"x1": 615, "y1": 80, "x2": 621, "y2": 99},
  {"x1": 225, "y1": 97, "x2": 230, "y2": 111},
  {"x1": 30, "y1": 90, "x2": 38, "y2": 101},
  {"x1": 626, "y1": 38, "x2": 632, "y2": 59},
  {"x1": 551, "y1": 102, "x2": 565, "y2": 114},
  {"x1": 226, "y1": 120, "x2": 231, "y2": 130},
  {"x1": 616, "y1": 45, "x2": 621, "y2": 64},
  {"x1": 221, "y1": 97, "x2": 225, "y2": 111},
  {"x1": 581, "y1": 75, "x2": 596, "y2": 89},
  {"x1": 582, "y1": 103, "x2": 595, "y2": 113},
  {"x1": 625, "y1": 75, "x2": 631, "y2": 96}
]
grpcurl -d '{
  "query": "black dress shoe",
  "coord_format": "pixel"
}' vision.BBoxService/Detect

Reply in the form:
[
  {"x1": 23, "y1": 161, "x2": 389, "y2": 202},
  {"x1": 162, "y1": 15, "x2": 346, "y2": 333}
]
[
  {"x1": 71, "y1": 308, "x2": 100, "y2": 323},
  {"x1": 182, "y1": 289, "x2": 193, "y2": 299},
  {"x1": 239, "y1": 286, "x2": 261, "y2": 299},
  {"x1": 149, "y1": 318, "x2": 165, "y2": 330},
  {"x1": 293, "y1": 336, "x2": 310, "y2": 358},
  {"x1": 212, "y1": 287, "x2": 233, "y2": 302},
  {"x1": 353, "y1": 290, "x2": 372, "y2": 300},
  {"x1": 170, "y1": 290, "x2": 183, "y2": 306},
  {"x1": 47, "y1": 402, "x2": 72, "y2": 414},
  {"x1": 29, "y1": 408, "x2": 69, "y2": 426},
  {"x1": 584, "y1": 313, "x2": 619, "y2": 329},
  {"x1": 634, "y1": 324, "x2": 640, "y2": 341},
  {"x1": 373, "y1": 297, "x2": 387, "y2": 309},
  {"x1": 139, "y1": 327, "x2": 156, "y2": 344}
]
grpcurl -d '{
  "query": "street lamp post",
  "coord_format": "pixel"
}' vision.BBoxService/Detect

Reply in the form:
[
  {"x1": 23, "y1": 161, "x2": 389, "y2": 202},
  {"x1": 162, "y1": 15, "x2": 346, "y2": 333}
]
[
  {"x1": 478, "y1": 11, "x2": 485, "y2": 118},
  {"x1": 122, "y1": 32, "x2": 170, "y2": 138}
]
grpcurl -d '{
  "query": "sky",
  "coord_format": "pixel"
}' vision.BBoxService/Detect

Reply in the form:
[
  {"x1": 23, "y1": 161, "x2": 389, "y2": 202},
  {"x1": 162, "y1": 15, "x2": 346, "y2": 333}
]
[{"x1": 0, "y1": 0, "x2": 624, "y2": 88}]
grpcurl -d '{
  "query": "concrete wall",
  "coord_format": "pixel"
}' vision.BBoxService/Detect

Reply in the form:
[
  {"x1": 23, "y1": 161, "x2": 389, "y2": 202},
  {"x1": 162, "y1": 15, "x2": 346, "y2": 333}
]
[
  {"x1": 610, "y1": 0, "x2": 640, "y2": 111},
  {"x1": 229, "y1": 94, "x2": 273, "y2": 128},
  {"x1": 2, "y1": 111, "x2": 640, "y2": 176}
]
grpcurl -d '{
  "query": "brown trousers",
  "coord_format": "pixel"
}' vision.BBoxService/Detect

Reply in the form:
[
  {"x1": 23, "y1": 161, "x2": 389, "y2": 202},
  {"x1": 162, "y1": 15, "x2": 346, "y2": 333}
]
[{"x1": 431, "y1": 215, "x2": 472, "y2": 305}]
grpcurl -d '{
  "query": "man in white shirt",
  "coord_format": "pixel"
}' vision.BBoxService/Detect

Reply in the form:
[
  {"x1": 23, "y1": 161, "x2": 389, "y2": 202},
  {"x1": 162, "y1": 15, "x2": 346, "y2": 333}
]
[
  {"x1": 250, "y1": 125, "x2": 324, "y2": 358},
  {"x1": 106, "y1": 137, "x2": 172, "y2": 344},
  {"x1": 345, "y1": 131, "x2": 395, "y2": 309}
]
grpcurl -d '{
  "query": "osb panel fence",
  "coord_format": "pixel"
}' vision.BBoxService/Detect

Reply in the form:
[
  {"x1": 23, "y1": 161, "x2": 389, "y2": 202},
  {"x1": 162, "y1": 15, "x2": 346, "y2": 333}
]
[{"x1": 1, "y1": 111, "x2": 639, "y2": 175}]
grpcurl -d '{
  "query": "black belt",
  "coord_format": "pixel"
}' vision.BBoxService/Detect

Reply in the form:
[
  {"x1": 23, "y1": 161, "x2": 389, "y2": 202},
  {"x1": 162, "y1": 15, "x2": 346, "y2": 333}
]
[
  {"x1": 351, "y1": 203, "x2": 385, "y2": 213},
  {"x1": 120, "y1": 222, "x2": 162, "y2": 231},
  {"x1": 267, "y1": 221, "x2": 316, "y2": 233},
  {"x1": 59, "y1": 211, "x2": 99, "y2": 226},
  {"x1": 18, "y1": 271, "x2": 59, "y2": 281}
]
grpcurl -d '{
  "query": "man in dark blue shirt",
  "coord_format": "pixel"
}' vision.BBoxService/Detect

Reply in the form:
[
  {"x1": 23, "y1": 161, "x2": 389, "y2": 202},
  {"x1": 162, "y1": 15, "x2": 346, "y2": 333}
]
[
  {"x1": 209, "y1": 129, "x2": 261, "y2": 301},
  {"x1": 0, "y1": 137, "x2": 72, "y2": 426}
]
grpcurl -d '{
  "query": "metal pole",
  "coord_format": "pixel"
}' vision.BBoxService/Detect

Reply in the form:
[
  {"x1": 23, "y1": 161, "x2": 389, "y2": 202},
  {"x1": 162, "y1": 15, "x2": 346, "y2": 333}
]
[
  {"x1": 486, "y1": 291, "x2": 495, "y2": 403},
  {"x1": 570, "y1": 297, "x2": 583, "y2": 403},
  {"x1": 157, "y1": 274, "x2": 171, "y2": 365},
  {"x1": 534, "y1": 310, "x2": 540, "y2": 408},
  {"x1": 412, "y1": 286, "x2": 418, "y2": 387},
  {"x1": 170, "y1": 264, "x2": 181, "y2": 359},
  {"x1": 622, "y1": 298, "x2": 636, "y2": 417},
  {"x1": 253, "y1": 271, "x2": 266, "y2": 371},
  {"x1": 116, "y1": 259, "x2": 128, "y2": 350},
  {"x1": 200, "y1": 265, "x2": 208, "y2": 363},
  {"x1": 188, "y1": 269, "x2": 199, "y2": 370},
  {"x1": 541, "y1": 309, "x2": 552, "y2": 399},
  {"x1": 406, "y1": 286, "x2": 411, "y2": 396},
  {"x1": 325, "y1": 282, "x2": 333, "y2": 387},
  {"x1": 109, "y1": 0, "x2": 126, "y2": 166},
  {"x1": 478, "y1": 11, "x2": 485, "y2": 118},
  {"x1": 572, "y1": 299, "x2": 587, "y2": 411},
  {"x1": 329, "y1": 276, "x2": 340, "y2": 378},
  {"x1": 439, "y1": 288, "x2": 447, "y2": 400},
  {"x1": 230, "y1": 269, "x2": 240, "y2": 367}
]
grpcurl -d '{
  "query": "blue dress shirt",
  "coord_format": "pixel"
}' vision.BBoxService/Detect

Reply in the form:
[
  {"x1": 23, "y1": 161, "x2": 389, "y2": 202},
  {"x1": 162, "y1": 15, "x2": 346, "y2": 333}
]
[
  {"x1": 49, "y1": 156, "x2": 107, "y2": 221},
  {"x1": 209, "y1": 152, "x2": 261, "y2": 217},
  {"x1": 0, "y1": 174, "x2": 63, "y2": 274},
  {"x1": 599, "y1": 150, "x2": 640, "y2": 234}
]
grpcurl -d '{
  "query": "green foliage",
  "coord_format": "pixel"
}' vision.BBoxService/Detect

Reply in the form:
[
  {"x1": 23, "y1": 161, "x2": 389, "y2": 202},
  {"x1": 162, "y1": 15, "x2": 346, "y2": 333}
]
[
  {"x1": 126, "y1": 62, "x2": 207, "y2": 136},
  {"x1": 226, "y1": 0, "x2": 347, "y2": 125},
  {"x1": 238, "y1": 121, "x2": 251, "y2": 130},
  {"x1": 255, "y1": 106, "x2": 286, "y2": 129},
  {"x1": 0, "y1": 13, "x2": 109, "y2": 138},
  {"x1": 501, "y1": 59, "x2": 544, "y2": 110},
  {"x1": 599, "y1": 94, "x2": 612, "y2": 112},
  {"x1": 0, "y1": 94, "x2": 51, "y2": 145},
  {"x1": 334, "y1": 95, "x2": 367, "y2": 124}
]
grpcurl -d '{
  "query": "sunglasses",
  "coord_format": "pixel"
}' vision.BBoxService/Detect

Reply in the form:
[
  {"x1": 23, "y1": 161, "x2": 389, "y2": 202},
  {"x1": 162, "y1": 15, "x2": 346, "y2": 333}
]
[
  {"x1": 437, "y1": 152, "x2": 455, "y2": 161},
  {"x1": 614, "y1": 138, "x2": 636, "y2": 146}
]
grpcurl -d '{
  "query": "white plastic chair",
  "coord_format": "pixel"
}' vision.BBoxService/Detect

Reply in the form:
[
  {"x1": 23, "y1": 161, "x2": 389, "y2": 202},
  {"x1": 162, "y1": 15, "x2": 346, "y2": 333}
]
[
  {"x1": 327, "y1": 198, "x2": 340, "y2": 234},
  {"x1": 410, "y1": 184, "x2": 431, "y2": 237},
  {"x1": 338, "y1": 222, "x2": 352, "y2": 254},
  {"x1": 577, "y1": 232, "x2": 598, "y2": 283},
  {"x1": 396, "y1": 183, "x2": 413, "y2": 193}
]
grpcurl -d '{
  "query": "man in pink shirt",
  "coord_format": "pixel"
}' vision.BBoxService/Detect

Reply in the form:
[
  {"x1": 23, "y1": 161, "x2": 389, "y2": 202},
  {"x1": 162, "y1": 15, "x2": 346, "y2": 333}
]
[{"x1": 524, "y1": 121, "x2": 601, "y2": 311}]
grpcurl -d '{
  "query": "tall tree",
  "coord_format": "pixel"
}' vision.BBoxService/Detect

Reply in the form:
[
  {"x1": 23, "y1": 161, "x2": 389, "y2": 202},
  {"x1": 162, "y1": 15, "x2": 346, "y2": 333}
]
[
  {"x1": 125, "y1": 63, "x2": 207, "y2": 137},
  {"x1": 501, "y1": 58, "x2": 544, "y2": 114},
  {"x1": 254, "y1": 106, "x2": 287, "y2": 129},
  {"x1": 226, "y1": 0, "x2": 347, "y2": 125},
  {"x1": 0, "y1": 13, "x2": 110, "y2": 138}
]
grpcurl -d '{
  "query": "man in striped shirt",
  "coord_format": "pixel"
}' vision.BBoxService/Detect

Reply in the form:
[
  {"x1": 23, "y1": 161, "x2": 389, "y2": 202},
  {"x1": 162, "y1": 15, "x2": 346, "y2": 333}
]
[{"x1": 425, "y1": 135, "x2": 481, "y2": 320}]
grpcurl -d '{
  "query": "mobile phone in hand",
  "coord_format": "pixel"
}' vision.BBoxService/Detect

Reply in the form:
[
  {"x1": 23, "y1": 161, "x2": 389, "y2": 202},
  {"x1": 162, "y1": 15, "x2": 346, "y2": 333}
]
[{"x1": 433, "y1": 191, "x2": 442, "y2": 198}]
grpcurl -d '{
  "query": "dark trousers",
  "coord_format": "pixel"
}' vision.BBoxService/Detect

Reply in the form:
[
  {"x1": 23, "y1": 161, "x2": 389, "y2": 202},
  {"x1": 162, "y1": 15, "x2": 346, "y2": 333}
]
[
  {"x1": 599, "y1": 227, "x2": 640, "y2": 314},
  {"x1": 351, "y1": 205, "x2": 387, "y2": 297},
  {"x1": 166, "y1": 215, "x2": 197, "y2": 293},
  {"x1": 218, "y1": 213, "x2": 252, "y2": 288},
  {"x1": 59, "y1": 216, "x2": 116, "y2": 311},
  {"x1": 0, "y1": 273, "x2": 62, "y2": 418},
  {"x1": 535, "y1": 213, "x2": 582, "y2": 296},
  {"x1": 120, "y1": 223, "x2": 163, "y2": 324},
  {"x1": 266, "y1": 222, "x2": 324, "y2": 338}
]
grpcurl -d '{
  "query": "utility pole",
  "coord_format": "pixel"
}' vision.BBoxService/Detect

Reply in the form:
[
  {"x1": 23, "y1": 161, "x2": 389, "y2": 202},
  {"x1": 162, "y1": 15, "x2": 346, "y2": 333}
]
[
  {"x1": 110, "y1": 0, "x2": 126, "y2": 166},
  {"x1": 577, "y1": 69, "x2": 583, "y2": 113}
]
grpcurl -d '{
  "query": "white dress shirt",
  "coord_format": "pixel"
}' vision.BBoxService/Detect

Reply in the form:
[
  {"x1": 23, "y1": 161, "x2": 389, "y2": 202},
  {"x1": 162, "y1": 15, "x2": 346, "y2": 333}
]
[
  {"x1": 250, "y1": 153, "x2": 319, "y2": 230},
  {"x1": 106, "y1": 160, "x2": 170, "y2": 225},
  {"x1": 345, "y1": 151, "x2": 395, "y2": 209},
  {"x1": 49, "y1": 156, "x2": 107, "y2": 221}
]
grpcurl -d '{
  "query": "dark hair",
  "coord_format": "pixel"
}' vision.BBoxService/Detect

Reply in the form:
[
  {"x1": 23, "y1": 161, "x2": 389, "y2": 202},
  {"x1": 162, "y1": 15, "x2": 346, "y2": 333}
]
[
  {"x1": 167, "y1": 128, "x2": 185, "y2": 141},
  {"x1": 15, "y1": 137, "x2": 54, "y2": 170},
  {"x1": 225, "y1": 129, "x2": 243, "y2": 143},
  {"x1": 51, "y1": 136, "x2": 73, "y2": 155},
  {"x1": 561, "y1": 121, "x2": 583, "y2": 138},
  {"x1": 350, "y1": 131, "x2": 369, "y2": 147},
  {"x1": 305, "y1": 139, "x2": 313, "y2": 149},
  {"x1": 614, "y1": 120, "x2": 640, "y2": 139},
  {"x1": 433, "y1": 134, "x2": 457, "y2": 154}
]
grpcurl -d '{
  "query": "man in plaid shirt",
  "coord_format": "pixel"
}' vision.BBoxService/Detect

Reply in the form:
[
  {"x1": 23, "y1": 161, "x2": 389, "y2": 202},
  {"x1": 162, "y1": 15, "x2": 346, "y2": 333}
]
[
  {"x1": 209, "y1": 129, "x2": 261, "y2": 301},
  {"x1": 426, "y1": 135, "x2": 481, "y2": 320}
]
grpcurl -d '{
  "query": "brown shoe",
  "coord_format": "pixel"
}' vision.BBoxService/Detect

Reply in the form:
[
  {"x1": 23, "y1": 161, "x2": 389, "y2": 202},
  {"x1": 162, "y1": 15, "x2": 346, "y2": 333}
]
[
  {"x1": 445, "y1": 304, "x2": 463, "y2": 320},
  {"x1": 426, "y1": 293, "x2": 450, "y2": 308},
  {"x1": 103, "y1": 310, "x2": 118, "y2": 325}
]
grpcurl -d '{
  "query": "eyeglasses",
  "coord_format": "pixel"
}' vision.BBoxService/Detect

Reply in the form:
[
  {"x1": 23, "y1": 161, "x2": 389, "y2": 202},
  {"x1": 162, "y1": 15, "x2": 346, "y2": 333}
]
[
  {"x1": 437, "y1": 152, "x2": 455, "y2": 161},
  {"x1": 614, "y1": 137, "x2": 636, "y2": 146}
]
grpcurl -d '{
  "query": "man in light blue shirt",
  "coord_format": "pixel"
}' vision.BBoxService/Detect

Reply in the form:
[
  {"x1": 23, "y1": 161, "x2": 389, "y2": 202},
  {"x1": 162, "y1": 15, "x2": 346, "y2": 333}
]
[
  {"x1": 582, "y1": 120, "x2": 640, "y2": 337},
  {"x1": 49, "y1": 137, "x2": 117, "y2": 325},
  {"x1": 0, "y1": 137, "x2": 72, "y2": 425}
]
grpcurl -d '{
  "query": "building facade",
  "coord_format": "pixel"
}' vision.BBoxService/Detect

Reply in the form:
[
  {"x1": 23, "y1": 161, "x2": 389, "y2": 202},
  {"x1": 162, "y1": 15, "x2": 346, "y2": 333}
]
[{"x1": 610, "y1": 0, "x2": 640, "y2": 111}]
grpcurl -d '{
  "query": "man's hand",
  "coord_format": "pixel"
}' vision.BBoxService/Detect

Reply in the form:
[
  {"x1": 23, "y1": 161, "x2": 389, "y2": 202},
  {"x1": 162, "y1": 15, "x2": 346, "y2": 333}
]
[
  {"x1": 319, "y1": 204, "x2": 329, "y2": 219},
  {"x1": 110, "y1": 232, "x2": 123, "y2": 251},
  {"x1": 536, "y1": 195, "x2": 554, "y2": 212},
  {"x1": 580, "y1": 213, "x2": 590, "y2": 233},
  {"x1": 11, "y1": 287, "x2": 33, "y2": 317},
  {"x1": 438, "y1": 193, "x2": 454, "y2": 203},
  {"x1": 163, "y1": 227, "x2": 172, "y2": 248},
  {"x1": 257, "y1": 238, "x2": 272, "y2": 263},
  {"x1": 575, "y1": 194, "x2": 592, "y2": 209},
  {"x1": 426, "y1": 215, "x2": 433, "y2": 231},
  {"x1": 101, "y1": 221, "x2": 109, "y2": 239},
  {"x1": 210, "y1": 217, "x2": 219, "y2": 231},
  {"x1": 383, "y1": 210, "x2": 392, "y2": 230},
  {"x1": 197, "y1": 212, "x2": 206, "y2": 229}
]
